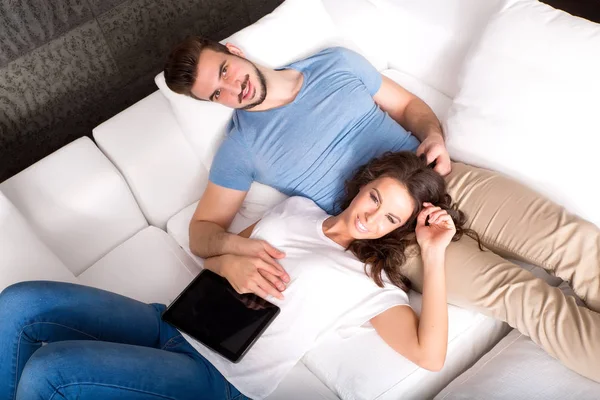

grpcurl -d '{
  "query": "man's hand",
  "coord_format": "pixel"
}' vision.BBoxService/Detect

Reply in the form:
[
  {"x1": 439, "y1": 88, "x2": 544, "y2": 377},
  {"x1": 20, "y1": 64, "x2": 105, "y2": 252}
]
[
  {"x1": 219, "y1": 253, "x2": 288, "y2": 300},
  {"x1": 416, "y1": 133, "x2": 452, "y2": 176}
]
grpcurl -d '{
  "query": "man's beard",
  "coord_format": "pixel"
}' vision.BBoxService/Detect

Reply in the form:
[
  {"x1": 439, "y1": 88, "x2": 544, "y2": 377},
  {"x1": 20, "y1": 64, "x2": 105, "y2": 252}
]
[{"x1": 241, "y1": 62, "x2": 267, "y2": 110}]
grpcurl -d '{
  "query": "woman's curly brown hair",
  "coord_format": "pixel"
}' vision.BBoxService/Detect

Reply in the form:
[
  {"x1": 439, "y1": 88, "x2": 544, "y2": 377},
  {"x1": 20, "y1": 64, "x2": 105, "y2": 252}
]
[{"x1": 338, "y1": 151, "x2": 482, "y2": 292}]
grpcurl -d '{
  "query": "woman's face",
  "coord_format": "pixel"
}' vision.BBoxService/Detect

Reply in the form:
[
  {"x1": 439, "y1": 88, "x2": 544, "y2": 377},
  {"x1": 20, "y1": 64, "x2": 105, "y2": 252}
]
[{"x1": 342, "y1": 176, "x2": 416, "y2": 240}]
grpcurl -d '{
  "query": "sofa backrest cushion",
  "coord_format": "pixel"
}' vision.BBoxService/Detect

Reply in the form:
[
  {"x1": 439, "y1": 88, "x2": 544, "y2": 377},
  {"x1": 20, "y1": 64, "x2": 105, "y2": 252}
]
[
  {"x1": 93, "y1": 91, "x2": 207, "y2": 230},
  {"x1": 445, "y1": 0, "x2": 600, "y2": 227},
  {"x1": 0, "y1": 137, "x2": 148, "y2": 275}
]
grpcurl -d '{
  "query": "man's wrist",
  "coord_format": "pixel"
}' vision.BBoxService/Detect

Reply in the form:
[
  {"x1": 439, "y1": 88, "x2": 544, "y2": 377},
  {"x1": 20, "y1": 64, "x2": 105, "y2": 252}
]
[
  {"x1": 426, "y1": 130, "x2": 445, "y2": 142},
  {"x1": 222, "y1": 233, "x2": 249, "y2": 256},
  {"x1": 204, "y1": 254, "x2": 229, "y2": 277}
]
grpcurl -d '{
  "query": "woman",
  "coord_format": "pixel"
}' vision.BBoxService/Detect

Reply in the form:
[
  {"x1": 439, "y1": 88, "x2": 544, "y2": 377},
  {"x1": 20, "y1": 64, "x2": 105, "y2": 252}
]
[{"x1": 0, "y1": 152, "x2": 474, "y2": 400}]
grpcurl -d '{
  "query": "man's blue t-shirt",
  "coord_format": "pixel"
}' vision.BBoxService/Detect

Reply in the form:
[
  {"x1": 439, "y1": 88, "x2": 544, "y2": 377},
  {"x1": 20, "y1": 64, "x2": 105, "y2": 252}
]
[{"x1": 209, "y1": 47, "x2": 420, "y2": 214}]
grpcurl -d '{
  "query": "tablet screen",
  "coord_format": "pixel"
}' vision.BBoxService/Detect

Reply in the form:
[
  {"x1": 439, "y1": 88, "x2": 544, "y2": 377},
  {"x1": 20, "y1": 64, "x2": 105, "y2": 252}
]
[{"x1": 161, "y1": 269, "x2": 280, "y2": 363}]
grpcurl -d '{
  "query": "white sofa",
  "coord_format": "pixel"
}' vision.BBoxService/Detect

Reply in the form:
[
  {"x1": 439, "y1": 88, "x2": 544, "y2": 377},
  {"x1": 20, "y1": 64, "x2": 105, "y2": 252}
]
[{"x1": 2, "y1": 0, "x2": 600, "y2": 398}]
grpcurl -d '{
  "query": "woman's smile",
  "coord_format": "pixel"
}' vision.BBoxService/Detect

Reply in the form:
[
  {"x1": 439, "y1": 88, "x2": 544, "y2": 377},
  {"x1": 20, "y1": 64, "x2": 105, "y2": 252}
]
[{"x1": 355, "y1": 214, "x2": 369, "y2": 233}]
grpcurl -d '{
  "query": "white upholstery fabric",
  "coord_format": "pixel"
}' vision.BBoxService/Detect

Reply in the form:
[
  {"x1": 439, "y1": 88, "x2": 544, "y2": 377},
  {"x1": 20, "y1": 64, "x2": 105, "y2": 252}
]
[
  {"x1": 303, "y1": 291, "x2": 510, "y2": 400},
  {"x1": 93, "y1": 91, "x2": 207, "y2": 230},
  {"x1": 372, "y1": 0, "x2": 508, "y2": 98},
  {"x1": 0, "y1": 137, "x2": 147, "y2": 275},
  {"x1": 79, "y1": 226, "x2": 200, "y2": 305},
  {"x1": 0, "y1": 192, "x2": 77, "y2": 291},
  {"x1": 435, "y1": 330, "x2": 600, "y2": 399},
  {"x1": 445, "y1": 0, "x2": 600, "y2": 227}
]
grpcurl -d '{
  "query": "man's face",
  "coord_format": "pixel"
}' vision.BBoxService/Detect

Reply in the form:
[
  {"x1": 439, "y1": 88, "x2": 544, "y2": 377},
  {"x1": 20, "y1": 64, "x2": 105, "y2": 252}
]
[{"x1": 191, "y1": 48, "x2": 267, "y2": 110}]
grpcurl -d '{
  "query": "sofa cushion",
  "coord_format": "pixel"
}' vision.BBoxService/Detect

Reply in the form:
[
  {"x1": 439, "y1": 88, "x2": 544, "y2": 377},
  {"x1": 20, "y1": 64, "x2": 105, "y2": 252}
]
[
  {"x1": 78, "y1": 226, "x2": 200, "y2": 305},
  {"x1": 0, "y1": 137, "x2": 148, "y2": 275},
  {"x1": 93, "y1": 91, "x2": 207, "y2": 230},
  {"x1": 0, "y1": 192, "x2": 77, "y2": 291},
  {"x1": 372, "y1": 0, "x2": 508, "y2": 98},
  {"x1": 435, "y1": 329, "x2": 600, "y2": 399},
  {"x1": 302, "y1": 291, "x2": 510, "y2": 400},
  {"x1": 445, "y1": 0, "x2": 600, "y2": 227}
]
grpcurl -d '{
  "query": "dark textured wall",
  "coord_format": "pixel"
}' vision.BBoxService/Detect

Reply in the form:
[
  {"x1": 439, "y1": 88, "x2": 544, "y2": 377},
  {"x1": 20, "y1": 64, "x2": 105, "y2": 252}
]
[
  {"x1": 0, "y1": 0, "x2": 283, "y2": 182},
  {"x1": 542, "y1": 0, "x2": 600, "y2": 23}
]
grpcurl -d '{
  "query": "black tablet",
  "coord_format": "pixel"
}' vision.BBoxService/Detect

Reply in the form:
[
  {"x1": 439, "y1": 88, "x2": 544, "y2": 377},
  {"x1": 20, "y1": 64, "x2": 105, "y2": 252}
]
[{"x1": 161, "y1": 269, "x2": 280, "y2": 363}]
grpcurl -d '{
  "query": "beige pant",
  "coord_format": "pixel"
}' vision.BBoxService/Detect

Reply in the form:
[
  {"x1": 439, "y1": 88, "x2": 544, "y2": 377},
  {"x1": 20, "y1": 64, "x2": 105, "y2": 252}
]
[{"x1": 400, "y1": 162, "x2": 600, "y2": 382}]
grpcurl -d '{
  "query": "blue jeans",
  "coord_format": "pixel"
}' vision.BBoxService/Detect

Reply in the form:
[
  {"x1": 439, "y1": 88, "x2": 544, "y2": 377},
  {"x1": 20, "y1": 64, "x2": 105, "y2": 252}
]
[{"x1": 0, "y1": 281, "x2": 250, "y2": 400}]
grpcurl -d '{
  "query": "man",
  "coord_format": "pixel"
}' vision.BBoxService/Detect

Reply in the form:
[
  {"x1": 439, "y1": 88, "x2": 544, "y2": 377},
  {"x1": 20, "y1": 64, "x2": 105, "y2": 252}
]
[{"x1": 164, "y1": 36, "x2": 600, "y2": 382}]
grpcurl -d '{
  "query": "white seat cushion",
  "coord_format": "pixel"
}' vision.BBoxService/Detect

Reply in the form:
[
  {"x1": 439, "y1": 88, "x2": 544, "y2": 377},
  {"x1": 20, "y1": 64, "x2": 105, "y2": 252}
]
[
  {"x1": 435, "y1": 329, "x2": 600, "y2": 400},
  {"x1": 303, "y1": 291, "x2": 509, "y2": 400},
  {"x1": 78, "y1": 226, "x2": 200, "y2": 305},
  {"x1": 93, "y1": 91, "x2": 208, "y2": 230},
  {"x1": 445, "y1": 0, "x2": 600, "y2": 227},
  {"x1": 0, "y1": 192, "x2": 77, "y2": 291},
  {"x1": 0, "y1": 137, "x2": 148, "y2": 275}
]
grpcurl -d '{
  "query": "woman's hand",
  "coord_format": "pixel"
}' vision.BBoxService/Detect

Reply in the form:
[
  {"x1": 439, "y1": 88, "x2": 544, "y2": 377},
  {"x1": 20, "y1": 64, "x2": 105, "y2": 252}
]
[{"x1": 415, "y1": 203, "x2": 456, "y2": 253}]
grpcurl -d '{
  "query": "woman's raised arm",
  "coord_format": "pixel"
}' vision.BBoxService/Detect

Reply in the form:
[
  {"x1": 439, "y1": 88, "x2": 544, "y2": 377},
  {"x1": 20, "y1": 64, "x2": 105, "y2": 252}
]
[{"x1": 370, "y1": 203, "x2": 454, "y2": 371}]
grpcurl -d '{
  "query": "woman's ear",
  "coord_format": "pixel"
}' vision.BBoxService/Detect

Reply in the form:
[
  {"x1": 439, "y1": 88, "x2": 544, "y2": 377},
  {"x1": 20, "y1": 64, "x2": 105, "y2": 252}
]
[{"x1": 225, "y1": 42, "x2": 245, "y2": 58}]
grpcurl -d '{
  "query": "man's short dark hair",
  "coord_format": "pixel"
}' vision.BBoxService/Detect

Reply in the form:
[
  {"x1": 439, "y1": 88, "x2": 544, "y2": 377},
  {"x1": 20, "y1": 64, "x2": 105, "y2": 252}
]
[{"x1": 164, "y1": 36, "x2": 229, "y2": 97}]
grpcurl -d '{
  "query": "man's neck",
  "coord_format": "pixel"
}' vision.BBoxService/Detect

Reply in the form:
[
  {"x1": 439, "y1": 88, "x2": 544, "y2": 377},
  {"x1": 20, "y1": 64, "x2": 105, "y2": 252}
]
[{"x1": 247, "y1": 67, "x2": 304, "y2": 112}]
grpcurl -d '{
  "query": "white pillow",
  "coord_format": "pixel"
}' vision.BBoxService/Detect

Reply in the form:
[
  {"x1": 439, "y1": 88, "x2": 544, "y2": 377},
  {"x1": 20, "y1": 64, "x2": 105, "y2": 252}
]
[
  {"x1": 445, "y1": 0, "x2": 600, "y2": 227},
  {"x1": 224, "y1": 0, "x2": 341, "y2": 69},
  {"x1": 155, "y1": 74, "x2": 233, "y2": 171},
  {"x1": 371, "y1": 0, "x2": 508, "y2": 98}
]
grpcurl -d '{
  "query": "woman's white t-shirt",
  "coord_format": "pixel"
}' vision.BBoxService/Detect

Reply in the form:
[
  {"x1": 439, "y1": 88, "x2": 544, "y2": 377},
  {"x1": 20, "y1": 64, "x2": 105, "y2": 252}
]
[{"x1": 181, "y1": 197, "x2": 410, "y2": 399}]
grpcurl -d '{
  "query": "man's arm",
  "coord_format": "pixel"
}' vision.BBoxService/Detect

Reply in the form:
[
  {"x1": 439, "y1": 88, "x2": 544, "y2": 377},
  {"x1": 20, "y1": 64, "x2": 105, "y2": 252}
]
[
  {"x1": 190, "y1": 182, "x2": 290, "y2": 299},
  {"x1": 373, "y1": 76, "x2": 451, "y2": 175},
  {"x1": 189, "y1": 182, "x2": 248, "y2": 258}
]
